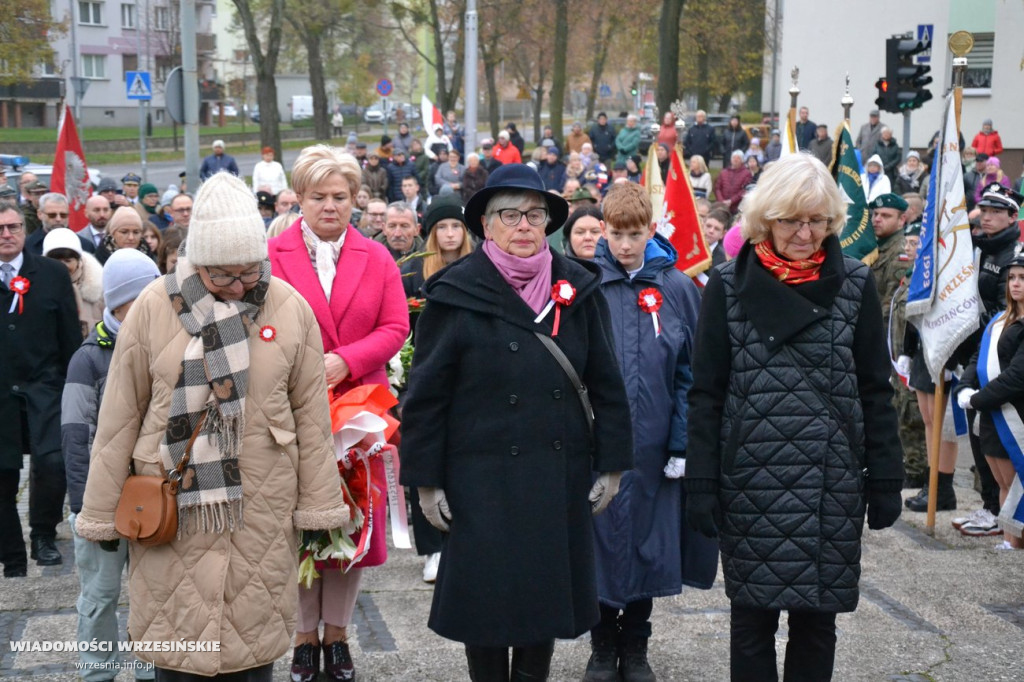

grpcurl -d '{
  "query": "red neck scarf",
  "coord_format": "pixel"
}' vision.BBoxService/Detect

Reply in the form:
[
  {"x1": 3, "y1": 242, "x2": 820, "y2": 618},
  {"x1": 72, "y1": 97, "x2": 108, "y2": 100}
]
[{"x1": 754, "y1": 240, "x2": 826, "y2": 285}]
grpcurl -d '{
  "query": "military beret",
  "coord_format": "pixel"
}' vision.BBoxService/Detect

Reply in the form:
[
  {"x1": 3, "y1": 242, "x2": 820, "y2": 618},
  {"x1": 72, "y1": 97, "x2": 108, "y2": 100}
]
[
  {"x1": 0, "y1": 186, "x2": 17, "y2": 199},
  {"x1": 255, "y1": 190, "x2": 276, "y2": 208},
  {"x1": 904, "y1": 221, "x2": 922, "y2": 237},
  {"x1": 977, "y1": 183, "x2": 1022, "y2": 213},
  {"x1": 871, "y1": 193, "x2": 908, "y2": 212}
]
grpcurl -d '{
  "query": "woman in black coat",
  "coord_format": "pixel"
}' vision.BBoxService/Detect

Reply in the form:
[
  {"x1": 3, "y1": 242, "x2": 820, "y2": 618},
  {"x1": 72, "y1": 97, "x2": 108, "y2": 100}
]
[
  {"x1": 400, "y1": 164, "x2": 633, "y2": 681},
  {"x1": 685, "y1": 155, "x2": 904, "y2": 681}
]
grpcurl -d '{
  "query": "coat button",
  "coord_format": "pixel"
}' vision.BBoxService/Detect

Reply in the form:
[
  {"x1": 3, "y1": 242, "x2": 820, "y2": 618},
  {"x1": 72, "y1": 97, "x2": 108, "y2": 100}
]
[
  {"x1": 812, "y1": 308, "x2": 819, "y2": 313},
  {"x1": 552, "y1": 389, "x2": 562, "y2": 399},
  {"x1": 509, "y1": 342, "x2": 519, "y2": 351},
  {"x1": 11, "y1": 385, "x2": 19, "y2": 392},
  {"x1": 552, "y1": 440, "x2": 562, "y2": 450},
  {"x1": 509, "y1": 394, "x2": 518, "y2": 405},
  {"x1": 768, "y1": 335, "x2": 774, "y2": 342},
  {"x1": 7, "y1": 324, "x2": 14, "y2": 331},
  {"x1": 510, "y1": 446, "x2": 520, "y2": 456}
]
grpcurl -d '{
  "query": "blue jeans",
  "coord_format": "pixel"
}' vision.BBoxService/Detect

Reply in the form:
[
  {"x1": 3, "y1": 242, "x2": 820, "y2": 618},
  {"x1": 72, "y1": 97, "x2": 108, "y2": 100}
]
[{"x1": 70, "y1": 512, "x2": 155, "y2": 681}]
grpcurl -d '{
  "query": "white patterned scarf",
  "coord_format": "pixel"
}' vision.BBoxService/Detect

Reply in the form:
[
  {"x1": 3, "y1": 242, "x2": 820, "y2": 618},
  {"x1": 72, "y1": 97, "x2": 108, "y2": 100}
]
[
  {"x1": 301, "y1": 219, "x2": 346, "y2": 301},
  {"x1": 160, "y1": 256, "x2": 270, "y2": 536}
]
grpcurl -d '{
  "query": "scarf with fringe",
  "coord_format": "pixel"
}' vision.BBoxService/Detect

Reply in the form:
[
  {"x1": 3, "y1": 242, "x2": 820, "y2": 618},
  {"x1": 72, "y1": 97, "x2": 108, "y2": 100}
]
[{"x1": 160, "y1": 256, "x2": 270, "y2": 536}]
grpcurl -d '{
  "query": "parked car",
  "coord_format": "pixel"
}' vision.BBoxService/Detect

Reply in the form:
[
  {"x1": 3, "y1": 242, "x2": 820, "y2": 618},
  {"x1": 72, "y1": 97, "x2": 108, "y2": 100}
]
[
  {"x1": 249, "y1": 106, "x2": 260, "y2": 123},
  {"x1": 1, "y1": 154, "x2": 103, "y2": 192},
  {"x1": 213, "y1": 103, "x2": 239, "y2": 118},
  {"x1": 363, "y1": 103, "x2": 386, "y2": 124}
]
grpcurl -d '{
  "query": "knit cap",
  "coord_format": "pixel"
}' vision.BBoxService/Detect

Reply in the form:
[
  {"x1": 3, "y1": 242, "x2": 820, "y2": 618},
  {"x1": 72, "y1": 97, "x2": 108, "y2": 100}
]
[
  {"x1": 722, "y1": 225, "x2": 745, "y2": 259},
  {"x1": 41, "y1": 227, "x2": 83, "y2": 257},
  {"x1": 103, "y1": 248, "x2": 161, "y2": 311},
  {"x1": 108, "y1": 206, "x2": 142, "y2": 233},
  {"x1": 139, "y1": 183, "x2": 159, "y2": 199},
  {"x1": 423, "y1": 194, "x2": 465, "y2": 235},
  {"x1": 186, "y1": 172, "x2": 268, "y2": 266}
]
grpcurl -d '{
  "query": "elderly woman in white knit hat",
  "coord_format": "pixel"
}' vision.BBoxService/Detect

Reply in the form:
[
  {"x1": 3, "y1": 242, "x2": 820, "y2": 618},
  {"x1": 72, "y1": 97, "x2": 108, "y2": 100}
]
[
  {"x1": 42, "y1": 227, "x2": 105, "y2": 338},
  {"x1": 75, "y1": 172, "x2": 350, "y2": 681}
]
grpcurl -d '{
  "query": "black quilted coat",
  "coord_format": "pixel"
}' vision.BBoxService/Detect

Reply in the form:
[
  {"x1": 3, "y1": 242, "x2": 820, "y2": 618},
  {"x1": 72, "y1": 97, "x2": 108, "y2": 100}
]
[{"x1": 686, "y1": 236, "x2": 904, "y2": 612}]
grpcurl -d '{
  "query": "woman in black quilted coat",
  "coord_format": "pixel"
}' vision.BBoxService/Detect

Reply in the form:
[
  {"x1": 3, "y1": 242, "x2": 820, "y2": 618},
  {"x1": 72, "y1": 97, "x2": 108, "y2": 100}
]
[{"x1": 685, "y1": 154, "x2": 905, "y2": 681}]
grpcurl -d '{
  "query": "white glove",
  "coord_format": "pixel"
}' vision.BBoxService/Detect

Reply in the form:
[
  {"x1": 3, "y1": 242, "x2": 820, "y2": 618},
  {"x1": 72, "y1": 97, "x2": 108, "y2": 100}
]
[
  {"x1": 589, "y1": 472, "x2": 623, "y2": 515},
  {"x1": 418, "y1": 487, "x2": 451, "y2": 532},
  {"x1": 896, "y1": 355, "x2": 911, "y2": 377},
  {"x1": 663, "y1": 457, "x2": 686, "y2": 479},
  {"x1": 957, "y1": 389, "x2": 977, "y2": 410}
]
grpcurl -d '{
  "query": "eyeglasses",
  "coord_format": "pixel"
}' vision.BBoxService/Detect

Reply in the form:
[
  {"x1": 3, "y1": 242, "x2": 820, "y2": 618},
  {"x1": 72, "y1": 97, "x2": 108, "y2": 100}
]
[
  {"x1": 0, "y1": 222, "x2": 25, "y2": 235},
  {"x1": 496, "y1": 208, "x2": 548, "y2": 227},
  {"x1": 206, "y1": 269, "x2": 261, "y2": 287},
  {"x1": 44, "y1": 211, "x2": 69, "y2": 219},
  {"x1": 776, "y1": 217, "x2": 830, "y2": 234}
]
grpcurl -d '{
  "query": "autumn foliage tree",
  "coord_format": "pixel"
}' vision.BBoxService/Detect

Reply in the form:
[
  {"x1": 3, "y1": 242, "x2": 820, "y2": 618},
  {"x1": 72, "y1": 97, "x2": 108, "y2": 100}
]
[{"x1": 0, "y1": 0, "x2": 65, "y2": 86}]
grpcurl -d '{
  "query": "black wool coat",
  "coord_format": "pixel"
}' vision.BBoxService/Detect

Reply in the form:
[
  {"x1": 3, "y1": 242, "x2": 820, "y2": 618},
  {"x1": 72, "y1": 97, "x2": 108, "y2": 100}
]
[
  {"x1": 400, "y1": 247, "x2": 633, "y2": 646},
  {"x1": 686, "y1": 236, "x2": 904, "y2": 612},
  {"x1": 0, "y1": 250, "x2": 82, "y2": 468}
]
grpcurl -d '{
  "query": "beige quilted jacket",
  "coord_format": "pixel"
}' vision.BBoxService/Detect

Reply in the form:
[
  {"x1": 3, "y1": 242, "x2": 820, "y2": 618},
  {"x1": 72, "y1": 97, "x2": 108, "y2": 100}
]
[{"x1": 75, "y1": 276, "x2": 348, "y2": 675}]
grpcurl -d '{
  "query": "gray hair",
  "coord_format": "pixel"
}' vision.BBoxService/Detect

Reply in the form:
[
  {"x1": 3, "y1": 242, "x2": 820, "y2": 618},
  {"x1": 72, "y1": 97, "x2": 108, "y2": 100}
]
[
  {"x1": 485, "y1": 190, "x2": 550, "y2": 228},
  {"x1": 387, "y1": 201, "x2": 418, "y2": 225},
  {"x1": 0, "y1": 200, "x2": 23, "y2": 218},
  {"x1": 39, "y1": 192, "x2": 69, "y2": 210},
  {"x1": 731, "y1": 150, "x2": 744, "y2": 160}
]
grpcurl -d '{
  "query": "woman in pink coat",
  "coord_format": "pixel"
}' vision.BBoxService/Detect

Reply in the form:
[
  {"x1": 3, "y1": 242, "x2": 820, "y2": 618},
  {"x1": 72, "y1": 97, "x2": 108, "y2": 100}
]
[{"x1": 268, "y1": 144, "x2": 409, "y2": 682}]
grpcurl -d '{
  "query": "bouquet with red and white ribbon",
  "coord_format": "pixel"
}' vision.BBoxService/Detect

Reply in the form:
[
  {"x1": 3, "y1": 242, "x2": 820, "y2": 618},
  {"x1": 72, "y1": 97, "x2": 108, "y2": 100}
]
[{"x1": 297, "y1": 385, "x2": 410, "y2": 587}]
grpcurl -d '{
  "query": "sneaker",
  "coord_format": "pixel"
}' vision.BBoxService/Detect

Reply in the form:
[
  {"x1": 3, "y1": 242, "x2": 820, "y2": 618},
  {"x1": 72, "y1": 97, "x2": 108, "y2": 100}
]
[
  {"x1": 993, "y1": 540, "x2": 1016, "y2": 551},
  {"x1": 952, "y1": 509, "x2": 987, "y2": 530},
  {"x1": 960, "y1": 510, "x2": 1002, "y2": 536},
  {"x1": 422, "y1": 552, "x2": 441, "y2": 583}
]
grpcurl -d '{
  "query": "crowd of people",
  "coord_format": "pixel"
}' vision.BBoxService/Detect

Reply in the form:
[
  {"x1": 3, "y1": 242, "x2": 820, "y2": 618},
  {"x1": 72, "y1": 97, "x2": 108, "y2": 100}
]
[{"x1": 0, "y1": 107, "x2": 1021, "y2": 682}]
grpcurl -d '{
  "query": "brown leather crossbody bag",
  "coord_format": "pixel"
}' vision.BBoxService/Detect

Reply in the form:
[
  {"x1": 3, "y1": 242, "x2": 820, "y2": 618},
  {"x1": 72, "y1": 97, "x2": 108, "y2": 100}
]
[{"x1": 114, "y1": 414, "x2": 205, "y2": 546}]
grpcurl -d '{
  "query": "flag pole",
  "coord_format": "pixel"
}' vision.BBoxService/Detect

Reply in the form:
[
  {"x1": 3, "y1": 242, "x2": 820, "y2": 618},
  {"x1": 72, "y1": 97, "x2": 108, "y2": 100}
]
[{"x1": 925, "y1": 35, "x2": 971, "y2": 534}]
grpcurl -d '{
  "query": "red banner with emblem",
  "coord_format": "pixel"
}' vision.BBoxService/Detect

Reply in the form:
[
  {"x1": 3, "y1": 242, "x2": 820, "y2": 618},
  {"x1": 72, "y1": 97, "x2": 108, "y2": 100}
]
[
  {"x1": 657, "y1": 148, "x2": 710, "y2": 277},
  {"x1": 52, "y1": 104, "x2": 92, "y2": 232}
]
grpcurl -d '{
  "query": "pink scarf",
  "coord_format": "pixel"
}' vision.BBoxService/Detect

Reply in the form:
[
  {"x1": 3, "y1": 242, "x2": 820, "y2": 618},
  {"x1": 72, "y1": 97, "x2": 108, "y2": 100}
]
[{"x1": 482, "y1": 238, "x2": 553, "y2": 314}]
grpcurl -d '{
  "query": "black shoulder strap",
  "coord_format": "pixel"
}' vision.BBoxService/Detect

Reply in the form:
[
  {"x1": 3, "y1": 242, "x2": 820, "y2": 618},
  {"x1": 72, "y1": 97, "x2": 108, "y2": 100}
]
[{"x1": 533, "y1": 332, "x2": 594, "y2": 437}]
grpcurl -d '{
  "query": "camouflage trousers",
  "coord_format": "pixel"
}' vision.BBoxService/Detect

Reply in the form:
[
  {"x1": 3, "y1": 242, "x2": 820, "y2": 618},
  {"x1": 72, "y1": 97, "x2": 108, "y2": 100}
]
[{"x1": 893, "y1": 376, "x2": 927, "y2": 479}]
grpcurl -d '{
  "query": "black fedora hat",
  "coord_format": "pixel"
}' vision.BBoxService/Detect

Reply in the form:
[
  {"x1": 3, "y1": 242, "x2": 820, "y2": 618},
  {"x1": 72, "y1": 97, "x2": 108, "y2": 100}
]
[{"x1": 464, "y1": 163, "x2": 569, "y2": 239}]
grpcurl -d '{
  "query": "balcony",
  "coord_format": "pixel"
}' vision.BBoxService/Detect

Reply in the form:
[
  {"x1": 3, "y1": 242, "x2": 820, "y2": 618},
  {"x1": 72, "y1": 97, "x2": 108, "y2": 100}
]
[{"x1": 197, "y1": 33, "x2": 216, "y2": 53}]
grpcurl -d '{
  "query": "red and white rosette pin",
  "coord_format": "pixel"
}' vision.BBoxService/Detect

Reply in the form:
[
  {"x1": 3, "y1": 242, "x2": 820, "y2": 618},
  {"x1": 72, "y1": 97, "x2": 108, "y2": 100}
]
[
  {"x1": 258, "y1": 325, "x2": 276, "y2": 342},
  {"x1": 638, "y1": 287, "x2": 663, "y2": 337},
  {"x1": 8, "y1": 276, "x2": 30, "y2": 315},
  {"x1": 535, "y1": 280, "x2": 576, "y2": 337}
]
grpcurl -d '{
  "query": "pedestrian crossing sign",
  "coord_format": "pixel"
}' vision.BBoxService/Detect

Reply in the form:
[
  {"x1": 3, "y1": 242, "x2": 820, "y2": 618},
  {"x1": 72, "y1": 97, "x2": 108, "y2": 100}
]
[{"x1": 126, "y1": 71, "x2": 152, "y2": 101}]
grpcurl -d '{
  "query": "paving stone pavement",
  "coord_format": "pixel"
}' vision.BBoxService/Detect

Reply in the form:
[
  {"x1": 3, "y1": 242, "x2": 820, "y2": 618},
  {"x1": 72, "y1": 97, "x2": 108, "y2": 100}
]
[{"x1": 2, "y1": 455, "x2": 1022, "y2": 681}]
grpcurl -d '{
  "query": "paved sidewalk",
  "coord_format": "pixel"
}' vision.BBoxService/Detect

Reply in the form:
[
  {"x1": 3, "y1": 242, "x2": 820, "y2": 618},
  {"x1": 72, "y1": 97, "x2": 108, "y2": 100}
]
[{"x1": 2, "y1": 456, "x2": 1022, "y2": 681}]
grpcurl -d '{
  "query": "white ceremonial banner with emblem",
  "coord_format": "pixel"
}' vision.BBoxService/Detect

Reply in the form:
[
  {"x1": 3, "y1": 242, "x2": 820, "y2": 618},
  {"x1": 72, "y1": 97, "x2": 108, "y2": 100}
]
[{"x1": 907, "y1": 93, "x2": 979, "y2": 381}]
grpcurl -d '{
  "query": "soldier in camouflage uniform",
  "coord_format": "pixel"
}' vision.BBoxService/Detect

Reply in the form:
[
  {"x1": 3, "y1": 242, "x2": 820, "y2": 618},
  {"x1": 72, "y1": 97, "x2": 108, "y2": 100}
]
[
  {"x1": 869, "y1": 193, "x2": 909, "y2": 332},
  {"x1": 889, "y1": 220, "x2": 927, "y2": 487}
]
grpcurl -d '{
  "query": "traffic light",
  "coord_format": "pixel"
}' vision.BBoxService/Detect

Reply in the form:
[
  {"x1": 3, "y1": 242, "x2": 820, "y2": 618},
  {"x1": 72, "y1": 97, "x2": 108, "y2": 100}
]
[
  {"x1": 882, "y1": 36, "x2": 932, "y2": 112},
  {"x1": 630, "y1": 81, "x2": 638, "y2": 97},
  {"x1": 874, "y1": 77, "x2": 891, "y2": 112}
]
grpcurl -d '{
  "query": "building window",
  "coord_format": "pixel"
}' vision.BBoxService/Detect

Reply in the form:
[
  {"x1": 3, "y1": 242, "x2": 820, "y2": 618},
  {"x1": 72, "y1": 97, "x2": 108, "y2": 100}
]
[
  {"x1": 79, "y1": 1, "x2": 103, "y2": 25},
  {"x1": 41, "y1": 61, "x2": 58, "y2": 77},
  {"x1": 962, "y1": 32, "x2": 993, "y2": 95},
  {"x1": 121, "y1": 3, "x2": 135, "y2": 28},
  {"x1": 154, "y1": 6, "x2": 169, "y2": 30},
  {"x1": 122, "y1": 54, "x2": 138, "y2": 79},
  {"x1": 82, "y1": 55, "x2": 106, "y2": 79}
]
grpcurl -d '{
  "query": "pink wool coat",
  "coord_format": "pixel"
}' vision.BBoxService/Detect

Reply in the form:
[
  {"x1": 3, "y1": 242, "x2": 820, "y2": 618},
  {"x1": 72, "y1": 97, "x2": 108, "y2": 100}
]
[
  {"x1": 269, "y1": 219, "x2": 409, "y2": 567},
  {"x1": 268, "y1": 219, "x2": 410, "y2": 396}
]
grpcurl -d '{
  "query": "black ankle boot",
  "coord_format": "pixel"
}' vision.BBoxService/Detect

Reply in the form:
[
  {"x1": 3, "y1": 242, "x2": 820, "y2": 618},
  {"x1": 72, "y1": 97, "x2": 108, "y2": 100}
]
[
  {"x1": 510, "y1": 641, "x2": 554, "y2": 681},
  {"x1": 466, "y1": 645, "x2": 509, "y2": 682},
  {"x1": 618, "y1": 634, "x2": 656, "y2": 682},
  {"x1": 583, "y1": 626, "x2": 619, "y2": 682},
  {"x1": 906, "y1": 473, "x2": 956, "y2": 512}
]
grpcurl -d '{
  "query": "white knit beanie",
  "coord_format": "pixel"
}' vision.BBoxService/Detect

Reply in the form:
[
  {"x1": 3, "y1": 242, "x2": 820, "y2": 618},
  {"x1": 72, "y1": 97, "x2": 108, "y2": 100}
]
[
  {"x1": 186, "y1": 172, "x2": 268, "y2": 266},
  {"x1": 42, "y1": 227, "x2": 83, "y2": 257}
]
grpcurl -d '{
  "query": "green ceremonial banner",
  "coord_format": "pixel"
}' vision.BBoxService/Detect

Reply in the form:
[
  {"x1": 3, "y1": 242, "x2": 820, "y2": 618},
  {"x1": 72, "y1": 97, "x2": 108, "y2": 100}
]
[{"x1": 830, "y1": 124, "x2": 877, "y2": 264}]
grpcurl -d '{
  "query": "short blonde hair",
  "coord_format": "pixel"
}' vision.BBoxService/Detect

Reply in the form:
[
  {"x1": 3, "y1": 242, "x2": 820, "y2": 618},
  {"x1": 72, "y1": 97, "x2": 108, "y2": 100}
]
[
  {"x1": 740, "y1": 153, "x2": 846, "y2": 243},
  {"x1": 689, "y1": 155, "x2": 708, "y2": 174},
  {"x1": 291, "y1": 144, "x2": 361, "y2": 197}
]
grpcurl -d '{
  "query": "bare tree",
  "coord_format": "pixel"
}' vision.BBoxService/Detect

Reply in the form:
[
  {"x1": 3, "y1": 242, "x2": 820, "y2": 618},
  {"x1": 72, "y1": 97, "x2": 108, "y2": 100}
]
[
  {"x1": 656, "y1": 0, "x2": 685, "y2": 117},
  {"x1": 231, "y1": 0, "x2": 285, "y2": 155},
  {"x1": 388, "y1": 0, "x2": 466, "y2": 112},
  {"x1": 548, "y1": 0, "x2": 569, "y2": 140}
]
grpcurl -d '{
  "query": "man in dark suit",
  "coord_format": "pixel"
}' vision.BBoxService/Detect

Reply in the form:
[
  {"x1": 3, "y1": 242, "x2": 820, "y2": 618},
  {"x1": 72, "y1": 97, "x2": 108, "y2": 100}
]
[
  {"x1": 0, "y1": 200, "x2": 82, "y2": 574},
  {"x1": 23, "y1": 193, "x2": 96, "y2": 256}
]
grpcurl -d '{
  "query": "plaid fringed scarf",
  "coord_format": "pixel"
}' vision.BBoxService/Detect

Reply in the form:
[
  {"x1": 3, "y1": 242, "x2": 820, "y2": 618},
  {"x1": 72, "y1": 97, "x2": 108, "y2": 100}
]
[{"x1": 160, "y1": 257, "x2": 271, "y2": 537}]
